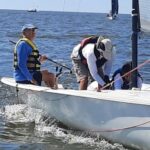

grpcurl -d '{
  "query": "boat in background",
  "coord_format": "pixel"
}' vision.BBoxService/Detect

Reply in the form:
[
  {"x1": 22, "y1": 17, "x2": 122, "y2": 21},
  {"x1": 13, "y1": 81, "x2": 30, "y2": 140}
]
[
  {"x1": 27, "y1": 9, "x2": 37, "y2": 12},
  {"x1": 107, "y1": 0, "x2": 119, "y2": 20}
]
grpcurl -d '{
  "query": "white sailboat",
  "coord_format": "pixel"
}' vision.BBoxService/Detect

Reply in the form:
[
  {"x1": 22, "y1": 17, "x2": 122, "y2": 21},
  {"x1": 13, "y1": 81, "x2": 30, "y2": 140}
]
[
  {"x1": 1, "y1": 77, "x2": 150, "y2": 150},
  {"x1": 1, "y1": 0, "x2": 150, "y2": 149}
]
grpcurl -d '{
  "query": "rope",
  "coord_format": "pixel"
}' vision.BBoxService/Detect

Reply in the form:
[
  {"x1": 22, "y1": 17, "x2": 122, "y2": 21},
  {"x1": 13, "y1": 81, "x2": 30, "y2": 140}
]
[
  {"x1": 67, "y1": 118, "x2": 150, "y2": 133},
  {"x1": 101, "y1": 59, "x2": 150, "y2": 90},
  {"x1": 89, "y1": 119, "x2": 150, "y2": 133}
]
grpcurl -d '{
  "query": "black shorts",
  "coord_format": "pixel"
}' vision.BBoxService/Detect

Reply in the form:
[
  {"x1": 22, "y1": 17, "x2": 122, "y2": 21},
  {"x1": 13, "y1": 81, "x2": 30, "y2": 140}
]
[
  {"x1": 32, "y1": 71, "x2": 42, "y2": 85},
  {"x1": 16, "y1": 71, "x2": 42, "y2": 86},
  {"x1": 16, "y1": 80, "x2": 32, "y2": 84}
]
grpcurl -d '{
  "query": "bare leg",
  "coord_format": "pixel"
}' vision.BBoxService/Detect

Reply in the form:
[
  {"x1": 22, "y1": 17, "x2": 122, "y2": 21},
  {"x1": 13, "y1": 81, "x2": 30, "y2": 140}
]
[
  {"x1": 79, "y1": 77, "x2": 88, "y2": 90},
  {"x1": 41, "y1": 70, "x2": 57, "y2": 88}
]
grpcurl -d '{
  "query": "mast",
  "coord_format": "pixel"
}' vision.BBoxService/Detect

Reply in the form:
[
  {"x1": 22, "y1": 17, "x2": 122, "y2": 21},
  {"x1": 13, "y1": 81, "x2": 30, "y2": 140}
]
[
  {"x1": 131, "y1": 0, "x2": 139, "y2": 88},
  {"x1": 111, "y1": 0, "x2": 114, "y2": 16},
  {"x1": 112, "y1": 0, "x2": 119, "y2": 17},
  {"x1": 115, "y1": 0, "x2": 119, "y2": 15}
]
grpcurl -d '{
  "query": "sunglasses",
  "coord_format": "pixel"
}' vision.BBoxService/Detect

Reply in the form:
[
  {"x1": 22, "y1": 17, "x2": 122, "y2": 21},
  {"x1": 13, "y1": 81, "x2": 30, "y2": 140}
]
[
  {"x1": 31, "y1": 29, "x2": 36, "y2": 32},
  {"x1": 26, "y1": 28, "x2": 36, "y2": 32}
]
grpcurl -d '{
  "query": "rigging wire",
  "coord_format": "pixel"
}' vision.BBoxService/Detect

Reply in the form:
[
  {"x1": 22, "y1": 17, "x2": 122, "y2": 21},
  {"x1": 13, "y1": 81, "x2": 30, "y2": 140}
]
[{"x1": 62, "y1": 0, "x2": 66, "y2": 12}]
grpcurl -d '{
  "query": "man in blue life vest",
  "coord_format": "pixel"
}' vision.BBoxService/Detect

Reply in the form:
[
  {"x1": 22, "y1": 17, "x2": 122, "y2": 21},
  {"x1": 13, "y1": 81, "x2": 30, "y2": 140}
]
[
  {"x1": 112, "y1": 61, "x2": 143, "y2": 89},
  {"x1": 71, "y1": 36, "x2": 114, "y2": 91},
  {"x1": 13, "y1": 24, "x2": 57, "y2": 88}
]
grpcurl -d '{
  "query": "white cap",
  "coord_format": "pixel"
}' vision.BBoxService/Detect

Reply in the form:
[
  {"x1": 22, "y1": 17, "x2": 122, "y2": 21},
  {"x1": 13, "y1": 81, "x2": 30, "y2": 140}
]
[
  {"x1": 101, "y1": 39, "x2": 113, "y2": 60},
  {"x1": 21, "y1": 24, "x2": 38, "y2": 32}
]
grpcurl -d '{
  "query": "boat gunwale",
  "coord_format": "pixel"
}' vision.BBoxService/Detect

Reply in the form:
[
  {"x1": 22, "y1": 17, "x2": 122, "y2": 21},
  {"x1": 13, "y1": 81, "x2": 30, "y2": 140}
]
[{"x1": 1, "y1": 77, "x2": 150, "y2": 106}]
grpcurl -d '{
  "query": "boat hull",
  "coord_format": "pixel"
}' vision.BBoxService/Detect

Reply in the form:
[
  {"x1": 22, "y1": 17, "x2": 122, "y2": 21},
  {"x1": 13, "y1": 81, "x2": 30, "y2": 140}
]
[{"x1": 1, "y1": 77, "x2": 150, "y2": 150}]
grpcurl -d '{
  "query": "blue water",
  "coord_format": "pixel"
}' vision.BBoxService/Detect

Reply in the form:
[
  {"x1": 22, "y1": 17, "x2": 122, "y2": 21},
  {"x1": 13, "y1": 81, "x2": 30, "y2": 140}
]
[{"x1": 0, "y1": 9, "x2": 149, "y2": 150}]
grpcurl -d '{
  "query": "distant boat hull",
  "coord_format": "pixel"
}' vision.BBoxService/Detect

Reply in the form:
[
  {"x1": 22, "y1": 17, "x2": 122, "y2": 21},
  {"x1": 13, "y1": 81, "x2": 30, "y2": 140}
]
[
  {"x1": 1, "y1": 77, "x2": 150, "y2": 150},
  {"x1": 107, "y1": 15, "x2": 117, "y2": 20},
  {"x1": 27, "y1": 9, "x2": 37, "y2": 12}
]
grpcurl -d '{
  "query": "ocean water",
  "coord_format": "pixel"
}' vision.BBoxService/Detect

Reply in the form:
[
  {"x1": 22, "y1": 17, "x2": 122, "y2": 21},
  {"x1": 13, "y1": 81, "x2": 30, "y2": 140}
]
[{"x1": 0, "y1": 9, "x2": 149, "y2": 150}]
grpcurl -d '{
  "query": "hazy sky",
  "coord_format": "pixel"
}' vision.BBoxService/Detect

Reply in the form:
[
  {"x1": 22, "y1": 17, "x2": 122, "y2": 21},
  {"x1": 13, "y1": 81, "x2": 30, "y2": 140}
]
[{"x1": 0, "y1": 0, "x2": 131, "y2": 14}]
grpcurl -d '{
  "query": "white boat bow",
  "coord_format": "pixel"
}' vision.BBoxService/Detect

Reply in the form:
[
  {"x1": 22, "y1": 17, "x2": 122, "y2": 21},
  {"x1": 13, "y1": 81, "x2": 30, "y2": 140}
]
[{"x1": 1, "y1": 77, "x2": 150, "y2": 150}]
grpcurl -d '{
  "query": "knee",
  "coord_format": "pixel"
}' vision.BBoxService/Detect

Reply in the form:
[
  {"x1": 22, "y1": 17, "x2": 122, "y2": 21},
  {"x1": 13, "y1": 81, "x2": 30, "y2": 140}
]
[
  {"x1": 41, "y1": 70, "x2": 57, "y2": 88},
  {"x1": 80, "y1": 77, "x2": 88, "y2": 83}
]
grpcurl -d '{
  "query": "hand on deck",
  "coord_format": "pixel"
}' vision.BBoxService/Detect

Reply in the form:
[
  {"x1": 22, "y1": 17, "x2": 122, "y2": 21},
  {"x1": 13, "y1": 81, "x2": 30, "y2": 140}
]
[
  {"x1": 97, "y1": 84, "x2": 102, "y2": 92},
  {"x1": 31, "y1": 79, "x2": 38, "y2": 85}
]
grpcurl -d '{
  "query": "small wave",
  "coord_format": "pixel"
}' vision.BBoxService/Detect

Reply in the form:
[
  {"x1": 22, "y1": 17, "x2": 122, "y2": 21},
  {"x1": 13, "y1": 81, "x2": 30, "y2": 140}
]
[
  {"x1": 35, "y1": 115, "x2": 128, "y2": 150},
  {"x1": 2, "y1": 104, "x2": 45, "y2": 123},
  {"x1": 37, "y1": 34, "x2": 89, "y2": 39},
  {"x1": 0, "y1": 104, "x2": 128, "y2": 150},
  {"x1": 35, "y1": 123, "x2": 127, "y2": 150}
]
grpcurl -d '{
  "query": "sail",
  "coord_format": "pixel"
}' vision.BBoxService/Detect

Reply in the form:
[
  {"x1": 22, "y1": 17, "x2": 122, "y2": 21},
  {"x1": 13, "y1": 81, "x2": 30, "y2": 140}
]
[
  {"x1": 139, "y1": 0, "x2": 150, "y2": 31},
  {"x1": 112, "y1": 0, "x2": 119, "y2": 16},
  {"x1": 107, "y1": 0, "x2": 119, "y2": 19}
]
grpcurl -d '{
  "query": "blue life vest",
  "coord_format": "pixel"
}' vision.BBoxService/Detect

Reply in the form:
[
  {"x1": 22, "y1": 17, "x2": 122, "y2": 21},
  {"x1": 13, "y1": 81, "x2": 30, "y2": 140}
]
[{"x1": 112, "y1": 69, "x2": 130, "y2": 89}]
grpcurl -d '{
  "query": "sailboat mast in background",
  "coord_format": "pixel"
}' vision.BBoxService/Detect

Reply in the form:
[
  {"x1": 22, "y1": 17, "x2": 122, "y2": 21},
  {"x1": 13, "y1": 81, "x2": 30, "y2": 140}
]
[
  {"x1": 107, "y1": 0, "x2": 119, "y2": 20},
  {"x1": 112, "y1": 0, "x2": 118, "y2": 17}
]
